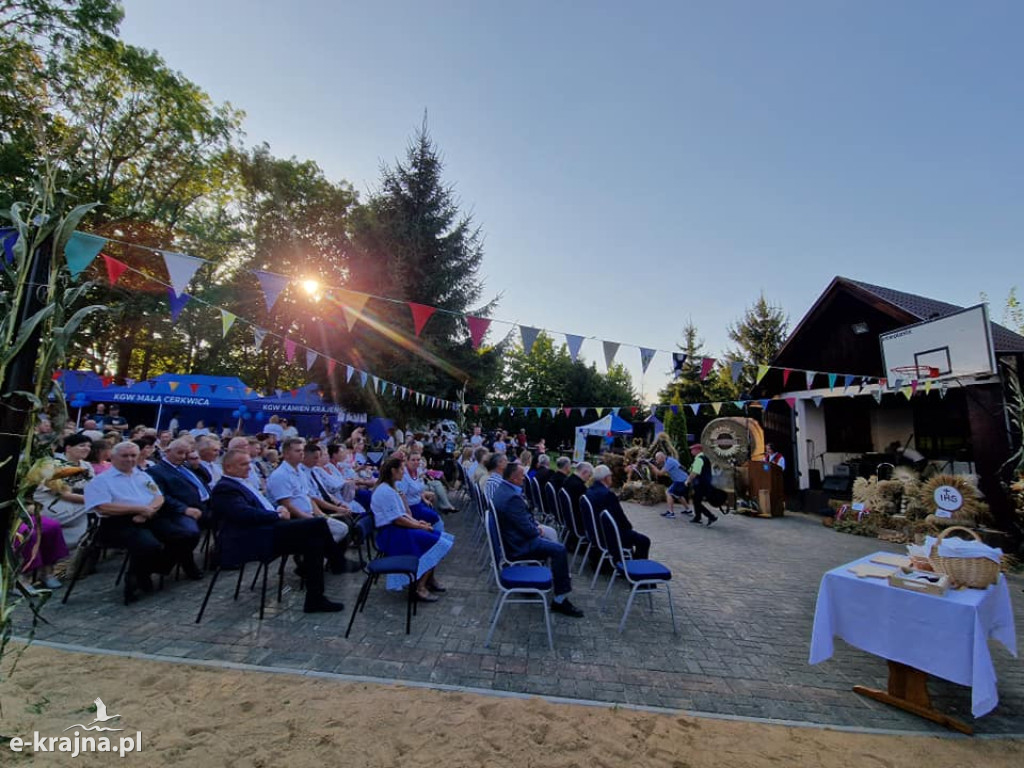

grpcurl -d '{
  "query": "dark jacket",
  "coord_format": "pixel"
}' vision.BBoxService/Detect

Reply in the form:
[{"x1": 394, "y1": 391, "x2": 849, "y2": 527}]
[
  {"x1": 209, "y1": 476, "x2": 279, "y2": 565},
  {"x1": 491, "y1": 480, "x2": 539, "y2": 559},
  {"x1": 586, "y1": 482, "x2": 634, "y2": 535},
  {"x1": 147, "y1": 460, "x2": 209, "y2": 518},
  {"x1": 562, "y1": 473, "x2": 587, "y2": 514},
  {"x1": 548, "y1": 471, "x2": 567, "y2": 493}
]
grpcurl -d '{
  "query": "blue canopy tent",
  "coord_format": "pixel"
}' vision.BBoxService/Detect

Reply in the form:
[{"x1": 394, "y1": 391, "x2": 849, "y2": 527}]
[
  {"x1": 254, "y1": 382, "x2": 366, "y2": 436},
  {"x1": 572, "y1": 413, "x2": 633, "y2": 462}
]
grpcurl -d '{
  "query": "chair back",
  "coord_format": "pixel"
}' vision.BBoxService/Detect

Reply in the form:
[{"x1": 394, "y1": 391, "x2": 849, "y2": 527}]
[
  {"x1": 544, "y1": 483, "x2": 562, "y2": 529},
  {"x1": 558, "y1": 488, "x2": 582, "y2": 539},
  {"x1": 483, "y1": 503, "x2": 508, "y2": 583},
  {"x1": 600, "y1": 509, "x2": 627, "y2": 568},
  {"x1": 580, "y1": 495, "x2": 607, "y2": 556},
  {"x1": 523, "y1": 473, "x2": 537, "y2": 510},
  {"x1": 355, "y1": 513, "x2": 377, "y2": 559}
]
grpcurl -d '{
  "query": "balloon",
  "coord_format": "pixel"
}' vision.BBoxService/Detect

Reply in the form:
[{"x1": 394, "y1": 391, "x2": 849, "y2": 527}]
[
  {"x1": 231, "y1": 409, "x2": 240, "y2": 418},
  {"x1": 255, "y1": 412, "x2": 266, "y2": 422}
]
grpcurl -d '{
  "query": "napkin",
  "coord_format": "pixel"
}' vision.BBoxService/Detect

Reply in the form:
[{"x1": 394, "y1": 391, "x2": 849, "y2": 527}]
[{"x1": 923, "y1": 535, "x2": 1003, "y2": 564}]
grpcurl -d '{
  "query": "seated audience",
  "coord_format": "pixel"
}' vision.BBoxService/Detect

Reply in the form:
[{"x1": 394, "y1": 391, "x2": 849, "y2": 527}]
[
  {"x1": 32, "y1": 433, "x2": 94, "y2": 547},
  {"x1": 371, "y1": 456, "x2": 453, "y2": 602},
  {"x1": 210, "y1": 449, "x2": 344, "y2": 613},
  {"x1": 586, "y1": 464, "x2": 651, "y2": 560},
  {"x1": 562, "y1": 461, "x2": 593, "y2": 532},
  {"x1": 482, "y1": 451, "x2": 508, "y2": 501},
  {"x1": 397, "y1": 452, "x2": 443, "y2": 530},
  {"x1": 492, "y1": 462, "x2": 583, "y2": 617},
  {"x1": 88, "y1": 439, "x2": 113, "y2": 476}
]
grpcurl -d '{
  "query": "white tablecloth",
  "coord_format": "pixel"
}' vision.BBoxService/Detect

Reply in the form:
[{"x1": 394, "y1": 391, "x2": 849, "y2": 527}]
[{"x1": 809, "y1": 552, "x2": 1017, "y2": 717}]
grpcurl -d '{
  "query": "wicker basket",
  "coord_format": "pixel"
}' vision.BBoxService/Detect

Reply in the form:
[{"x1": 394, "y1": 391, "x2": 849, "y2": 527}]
[{"x1": 927, "y1": 526, "x2": 1001, "y2": 589}]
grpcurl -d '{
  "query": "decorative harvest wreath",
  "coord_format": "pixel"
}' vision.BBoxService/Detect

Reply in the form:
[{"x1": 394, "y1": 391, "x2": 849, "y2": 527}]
[
  {"x1": 700, "y1": 419, "x2": 749, "y2": 465},
  {"x1": 918, "y1": 473, "x2": 987, "y2": 527}
]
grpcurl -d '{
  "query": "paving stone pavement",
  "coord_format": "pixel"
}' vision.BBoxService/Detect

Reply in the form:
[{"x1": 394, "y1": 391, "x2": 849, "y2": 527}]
[{"x1": 16, "y1": 495, "x2": 1024, "y2": 735}]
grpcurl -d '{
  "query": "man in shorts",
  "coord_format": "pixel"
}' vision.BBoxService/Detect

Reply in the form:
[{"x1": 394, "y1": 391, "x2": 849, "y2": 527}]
[{"x1": 650, "y1": 451, "x2": 694, "y2": 518}]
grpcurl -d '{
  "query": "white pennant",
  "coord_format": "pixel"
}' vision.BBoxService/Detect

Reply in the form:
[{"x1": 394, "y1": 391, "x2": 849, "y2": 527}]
[
  {"x1": 603, "y1": 340, "x2": 620, "y2": 370},
  {"x1": 253, "y1": 328, "x2": 267, "y2": 350},
  {"x1": 305, "y1": 349, "x2": 318, "y2": 370},
  {"x1": 162, "y1": 251, "x2": 205, "y2": 297}
]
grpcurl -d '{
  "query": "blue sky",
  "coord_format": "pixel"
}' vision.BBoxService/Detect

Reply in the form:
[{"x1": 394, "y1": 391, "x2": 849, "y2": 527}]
[{"x1": 121, "y1": 1, "x2": 1023, "y2": 402}]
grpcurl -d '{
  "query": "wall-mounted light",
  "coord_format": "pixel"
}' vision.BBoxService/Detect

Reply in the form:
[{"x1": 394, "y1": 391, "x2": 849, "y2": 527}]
[{"x1": 851, "y1": 322, "x2": 869, "y2": 335}]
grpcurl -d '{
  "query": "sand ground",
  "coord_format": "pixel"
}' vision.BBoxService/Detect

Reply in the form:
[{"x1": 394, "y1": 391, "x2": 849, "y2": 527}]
[{"x1": 0, "y1": 645, "x2": 1020, "y2": 767}]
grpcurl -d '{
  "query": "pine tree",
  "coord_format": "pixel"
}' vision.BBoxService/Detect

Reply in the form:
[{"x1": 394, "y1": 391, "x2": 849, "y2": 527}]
[{"x1": 724, "y1": 293, "x2": 789, "y2": 394}]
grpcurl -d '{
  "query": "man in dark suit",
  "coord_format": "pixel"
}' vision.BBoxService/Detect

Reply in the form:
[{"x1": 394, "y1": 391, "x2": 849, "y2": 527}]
[
  {"x1": 586, "y1": 464, "x2": 651, "y2": 560},
  {"x1": 211, "y1": 449, "x2": 344, "y2": 614},
  {"x1": 492, "y1": 462, "x2": 583, "y2": 618},
  {"x1": 547, "y1": 456, "x2": 571, "y2": 494},
  {"x1": 144, "y1": 438, "x2": 205, "y2": 579},
  {"x1": 561, "y1": 461, "x2": 593, "y2": 534}
]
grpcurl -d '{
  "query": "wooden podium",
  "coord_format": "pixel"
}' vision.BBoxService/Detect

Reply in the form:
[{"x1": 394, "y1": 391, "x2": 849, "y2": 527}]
[{"x1": 746, "y1": 461, "x2": 785, "y2": 517}]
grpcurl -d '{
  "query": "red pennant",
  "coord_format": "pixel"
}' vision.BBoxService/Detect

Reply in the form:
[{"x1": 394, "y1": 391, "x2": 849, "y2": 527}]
[
  {"x1": 51, "y1": 371, "x2": 63, "y2": 381},
  {"x1": 563, "y1": 407, "x2": 572, "y2": 417},
  {"x1": 290, "y1": 388, "x2": 299, "y2": 397},
  {"x1": 782, "y1": 368, "x2": 792, "y2": 386},
  {"x1": 101, "y1": 376, "x2": 114, "y2": 388},
  {"x1": 408, "y1": 302, "x2": 436, "y2": 337},
  {"x1": 629, "y1": 406, "x2": 638, "y2": 417},
  {"x1": 102, "y1": 254, "x2": 128, "y2": 285},
  {"x1": 472, "y1": 405, "x2": 479, "y2": 414},
  {"x1": 911, "y1": 380, "x2": 919, "y2": 396},
  {"x1": 466, "y1": 315, "x2": 491, "y2": 350},
  {"x1": 700, "y1": 357, "x2": 716, "y2": 381},
  {"x1": 784, "y1": 397, "x2": 797, "y2": 410},
  {"x1": 189, "y1": 383, "x2": 200, "y2": 394},
  {"x1": 284, "y1": 338, "x2": 296, "y2": 362},
  {"x1": 327, "y1": 359, "x2": 337, "y2": 376}
]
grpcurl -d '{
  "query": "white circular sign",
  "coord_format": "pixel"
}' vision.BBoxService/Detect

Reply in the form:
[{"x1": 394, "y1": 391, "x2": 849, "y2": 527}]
[{"x1": 933, "y1": 485, "x2": 964, "y2": 512}]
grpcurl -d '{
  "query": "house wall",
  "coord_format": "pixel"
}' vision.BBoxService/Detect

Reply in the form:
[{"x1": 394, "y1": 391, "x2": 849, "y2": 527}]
[
  {"x1": 870, "y1": 407, "x2": 915, "y2": 453},
  {"x1": 795, "y1": 401, "x2": 827, "y2": 490}
]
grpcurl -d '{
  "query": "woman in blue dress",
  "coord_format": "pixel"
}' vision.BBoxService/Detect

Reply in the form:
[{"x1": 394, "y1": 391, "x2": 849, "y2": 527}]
[
  {"x1": 372, "y1": 456, "x2": 453, "y2": 602},
  {"x1": 396, "y1": 451, "x2": 443, "y2": 532}
]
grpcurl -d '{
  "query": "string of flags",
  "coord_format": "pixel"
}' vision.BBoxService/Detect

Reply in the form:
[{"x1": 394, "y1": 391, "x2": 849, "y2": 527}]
[{"x1": 59, "y1": 230, "x2": 951, "y2": 415}]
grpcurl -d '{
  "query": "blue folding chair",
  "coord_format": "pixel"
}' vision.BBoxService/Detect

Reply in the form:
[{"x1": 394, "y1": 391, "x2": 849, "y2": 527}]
[
  {"x1": 600, "y1": 509, "x2": 677, "y2": 634},
  {"x1": 544, "y1": 483, "x2": 566, "y2": 541},
  {"x1": 483, "y1": 505, "x2": 554, "y2": 650},
  {"x1": 558, "y1": 487, "x2": 587, "y2": 571},
  {"x1": 344, "y1": 514, "x2": 419, "y2": 637},
  {"x1": 580, "y1": 495, "x2": 627, "y2": 589}
]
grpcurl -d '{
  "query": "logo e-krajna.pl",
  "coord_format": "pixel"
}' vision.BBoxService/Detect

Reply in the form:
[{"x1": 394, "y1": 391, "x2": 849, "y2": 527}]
[{"x1": 8, "y1": 697, "x2": 143, "y2": 758}]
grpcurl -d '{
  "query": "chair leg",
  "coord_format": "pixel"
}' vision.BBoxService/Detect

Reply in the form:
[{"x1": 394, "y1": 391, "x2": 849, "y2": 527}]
[
  {"x1": 600, "y1": 570, "x2": 618, "y2": 612},
  {"x1": 619, "y1": 585, "x2": 640, "y2": 633},
  {"x1": 405, "y1": 574, "x2": 415, "y2": 634},
  {"x1": 258, "y1": 559, "x2": 270, "y2": 620},
  {"x1": 115, "y1": 551, "x2": 130, "y2": 586},
  {"x1": 233, "y1": 564, "x2": 246, "y2": 600},
  {"x1": 541, "y1": 591, "x2": 554, "y2": 651},
  {"x1": 195, "y1": 568, "x2": 221, "y2": 623},
  {"x1": 485, "y1": 593, "x2": 508, "y2": 647},
  {"x1": 589, "y1": 554, "x2": 608, "y2": 589},
  {"x1": 61, "y1": 540, "x2": 98, "y2": 605},
  {"x1": 344, "y1": 574, "x2": 373, "y2": 639},
  {"x1": 277, "y1": 556, "x2": 287, "y2": 602},
  {"x1": 577, "y1": 543, "x2": 591, "y2": 576},
  {"x1": 250, "y1": 562, "x2": 263, "y2": 591},
  {"x1": 665, "y1": 582, "x2": 678, "y2": 634}
]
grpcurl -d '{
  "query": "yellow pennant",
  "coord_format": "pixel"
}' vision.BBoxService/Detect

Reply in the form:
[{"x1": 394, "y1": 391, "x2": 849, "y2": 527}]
[
  {"x1": 900, "y1": 386, "x2": 912, "y2": 400},
  {"x1": 756, "y1": 364, "x2": 769, "y2": 384},
  {"x1": 221, "y1": 310, "x2": 236, "y2": 337}
]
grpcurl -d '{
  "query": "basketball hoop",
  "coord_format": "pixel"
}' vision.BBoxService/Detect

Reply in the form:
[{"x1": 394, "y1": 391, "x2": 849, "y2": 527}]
[{"x1": 891, "y1": 365, "x2": 940, "y2": 380}]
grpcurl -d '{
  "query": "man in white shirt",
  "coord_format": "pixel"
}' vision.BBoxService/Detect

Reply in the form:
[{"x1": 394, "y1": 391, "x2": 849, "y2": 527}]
[
  {"x1": 263, "y1": 415, "x2": 285, "y2": 445},
  {"x1": 84, "y1": 441, "x2": 200, "y2": 602},
  {"x1": 267, "y1": 438, "x2": 351, "y2": 572},
  {"x1": 196, "y1": 435, "x2": 223, "y2": 487},
  {"x1": 468, "y1": 425, "x2": 483, "y2": 448}
]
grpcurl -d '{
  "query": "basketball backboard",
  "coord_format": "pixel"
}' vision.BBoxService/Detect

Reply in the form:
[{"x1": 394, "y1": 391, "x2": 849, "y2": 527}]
[{"x1": 879, "y1": 304, "x2": 996, "y2": 389}]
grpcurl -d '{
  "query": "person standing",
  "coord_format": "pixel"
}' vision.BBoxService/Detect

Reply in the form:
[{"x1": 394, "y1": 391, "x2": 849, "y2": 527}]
[
  {"x1": 685, "y1": 444, "x2": 718, "y2": 527},
  {"x1": 764, "y1": 443, "x2": 786, "y2": 470}
]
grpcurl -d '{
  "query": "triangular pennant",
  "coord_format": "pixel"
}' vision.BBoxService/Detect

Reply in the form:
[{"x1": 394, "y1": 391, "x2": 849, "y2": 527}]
[
  {"x1": 759, "y1": 399, "x2": 770, "y2": 410},
  {"x1": 812, "y1": 395, "x2": 824, "y2": 407},
  {"x1": 828, "y1": 373, "x2": 837, "y2": 390},
  {"x1": 672, "y1": 353, "x2": 687, "y2": 377},
  {"x1": 162, "y1": 251, "x2": 205, "y2": 297},
  {"x1": 562, "y1": 407, "x2": 572, "y2": 417},
  {"x1": 843, "y1": 374, "x2": 855, "y2": 390},
  {"x1": 253, "y1": 328, "x2": 267, "y2": 349},
  {"x1": 189, "y1": 383, "x2": 200, "y2": 394},
  {"x1": 910, "y1": 380, "x2": 919, "y2": 396},
  {"x1": 283, "y1": 338, "x2": 297, "y2": 362},
  {"x1": 629, "y1": 406, "x2": 638, "y2": 417},
  {"x1": 1, "y1": 229, "x2": 17, "y2": 265},
  {"x1": 576, "y1": 407, "x2": 586, "y2": 416},
  {"x1": 689, "y1": 403, "x2": 701, "y2": 415},
  {"x1": 466, "y1": 315, "x2": 491, "y2": 350},
  {"x1": 805, "y1": 371, "x2": 816, "y2": 389},
  {"x1": 711, "y1": 402, "x2": 722, "y2": 415},
  {"x1": 940, "y1": 381, "x2": 949, "y2": 398},
  {"x1": 756, "y1": 365, "x2": 769, "y2": 385},
  {"x1": 534, "y1": 407, "x2": 543, "y2": 417},
  {"x1": 730, "y1": 361, "x2": 744, "y2": 384},
  {"x1": 253, "y1": 270, "x2": 290, "y2": 313},
  {"x1": 372, "y1": 375, "x2": 380, "y2": 391},
  {"x1": 306, "y1": 349, "x2": 318, "y2": 370},
  {"x1": 408, "y1": 302, "x2": 436, "y2": 337},
  {"x1": 640, "y1": 347, "x2": 656, "y2": 374},
  {"x1": 893, "y1": 378, "x2": 903, "y2": 390},
  {"x1": 603, "y1": 340, "x2": 620, "y2": 370},
  {"x1": 65, "y1": 232, "x2": 107, "y2": 279},
  {"x1": 290, "y1": 388, "x2": 299, "y2": 398},
  {"x1": 597, "y1": 407, "x2": 608, "y2": 416},
  {"x1": 782, "y1": 368, "x2": 792, "y2": 387},
  {"x1": 565, "y1": 333, "x2": 584, "y2": 362},
  {"x1": 102, "y1": 254, "x2": 128, "y2": 285},
  {"x1": 901, "y1": 386, "x2": 913, "y2": 400},
  {"x1": 359, "y1": 371, "x2": 368, "y2": 388},
  {"x1": 335, "y1": 289, "x2": 372, "y2": 332},
  {"x1": 784, "y1": 397, "x2": 797, "y2": 410},
  {"x1": 669, "y1": 405, "x2": 679, "y2": 414},
  {"x1": 167, "y1": 288, "x2": 191, "y2": 321},
  {"x1": 924, "y1": 380, "x2": 933, "y2": 394},
  {"x1": 101, "y1": 375, "x2": 114, "y2": 388},
  {"x1": 345, "y1": 365, "x2": 354, "y2": 383},
  {"x1": 873, "y1": 389, "x2": 883, "y2": 404},
  {"x1": 168, "y1": 381, "x2": 180, "y2": 392},
  {"x1": 700, "y1": 357, "x2": 716, "y2": 381},
  {"x1": 520, "y1": 326, "x2": 540, "y2": 355},
  {"x1": 220, "y1": 310, "x2": 237, "y2": 337},
  {"x1": 549, "y1": 408, "x2": 557, "y2": 417},
  {"x1": 733, "y1": 400, "x2": 746, "y2": 410}
]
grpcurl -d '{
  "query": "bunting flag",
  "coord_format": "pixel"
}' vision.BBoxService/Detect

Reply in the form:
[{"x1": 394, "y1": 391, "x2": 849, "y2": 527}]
[
  {"x1": 689, "y1": 403, "x2": 701, "y2": 415},
  {"x1": 828, "y1": 373, "x2": 837, "y2": 390},
  {"x1": 733, "y1": 401, "x2": 745, "y2": 410},
  {"x1": 805, "y1": 370, "x2": 816, "y2": 389},
  {"x1": 669, "y1": 405, "x2": 679, "y2": 414},
  {"x1": 784, "y1": 397, "x2": 797, "y2": 410},
  {"x1": 672, "y1": 353, "x2": 687, "y2": 377},
  {"x1": 220, "y1": 310, "x2": 236, "y2": 337},
  {"x1": 893, "y1": 378, "x2": 903, "y2": 390},
  {"x1": 756, "y1": 364, "x2": 769, "y2": 385},
  {"x1": 940, "y1": 381, "x2": 949, "y2": 398},
  {"x1": 189, "y1": 383, "x2": 200, "y2": 394},
  {"x1": 640, "y1": 347, "x2": 656, "y2": 374},
  {"x1": 327, "y1": 358, "x2": 337, "y2": 377},
  {"x1": 603, "y1": 340, "x2": 620, "y2": 370},
  {"x1": 565, "y1": 333, "x2": 584, "y2": 362},
  {"x1": 577, "y1": 407, "x2": 586, "y2": 416},
  {"x1": 306, "y1": 349, "x2": 318, "y2": 370},
  {"x1": 102, "y1": 254, "x2": 128, "y2": 285},
  {"x1": 253, "y1": 270, "x2": 290, "y2": 313},
  {"x1": 162, "y1": 251, "x2": 205, "y2": 297},
  {"x1": 729, "y1": 361, "x2": 744, "y2": 384},
  {"x1": 534, "y1": 408, "x2": 543, "y2": 417},
  {"x1": 873, "y1": 389, "x2": 884, "y2": 404},
  {"x1": 520, "y1": 326, "x2": 540, "y2": 355},
  {"x1": 711, "y1": 402, "x2": 722, "y2": 415},
  {"x1": 758, "y1": 399, "x2": 770, "y2": 410},
  {"x1": 168, "y1": 381, "x2": 180, "y2": 392},
  {"x1": 408, "y1": 302, "x2": 436, "y2": 337},
  {"x1": 253, "y1": 327, "x2": 267, "y2": 349},
  {"x1": 563, "y1": 407, "x2": 572, "y2": 417},
  {"x1": 466, "y1": 316, "x2": 491, "y2": 350},
  {"x1": 844, "y1": 374, "x2": 855, "y2": 390},
  {"x1": 334, "y1": 288, "x2": 372, "y2": 332},
  {"x1": 700, "y1": 357, "x2": 716, "y2": 381},
  {"x1": 911, "y1": 380, "x2": 919, "y2": 396},
  {"x1": 65, "y1": 232, "x2": 107, "y2": 279},
  {"x1": 900, "y1": 385, "x2": 913, "y2": 400},
  {"x1": 924, "y1": 380, "x2": 933, "y2": 394},
  {"x1": 346, "y1": 365, "x2": 355, "y2": 383},
  {"x1": 283, "y1": 338, "x2": 297, "y2": 362},
  {"x1": 783, "y1": 368, "x2": 792, "y2": 387},
  {"x1": 598, "y1": 407, "x2": 608, "y2": 416},
  {"x1": 812, "y1": 395, "x2": 824, "y2": 407},
  {"x1": 549, "y1": 408, "x2": 557, "y2": 417},
  {"x1": 628, "y1": 406, "x2": 638, "y2": 417},
  {"x1": 359, "y1": 371, "x2": 368, "y2": 388},
  {"x1": 167, "y1": 289, "x2": 190, "y2": 321},
  {"x1": 372, "y1": 376, "x2": 380, "y2": 392}
]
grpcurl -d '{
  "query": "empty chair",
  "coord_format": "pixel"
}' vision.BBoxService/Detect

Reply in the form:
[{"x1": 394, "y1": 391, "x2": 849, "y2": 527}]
[
  {"x1": 600, "y1": 509, "x2": 677, "y2": 634},
  {"x1": 345, "y1": 514, "x2": 419, "y2": 637}
]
